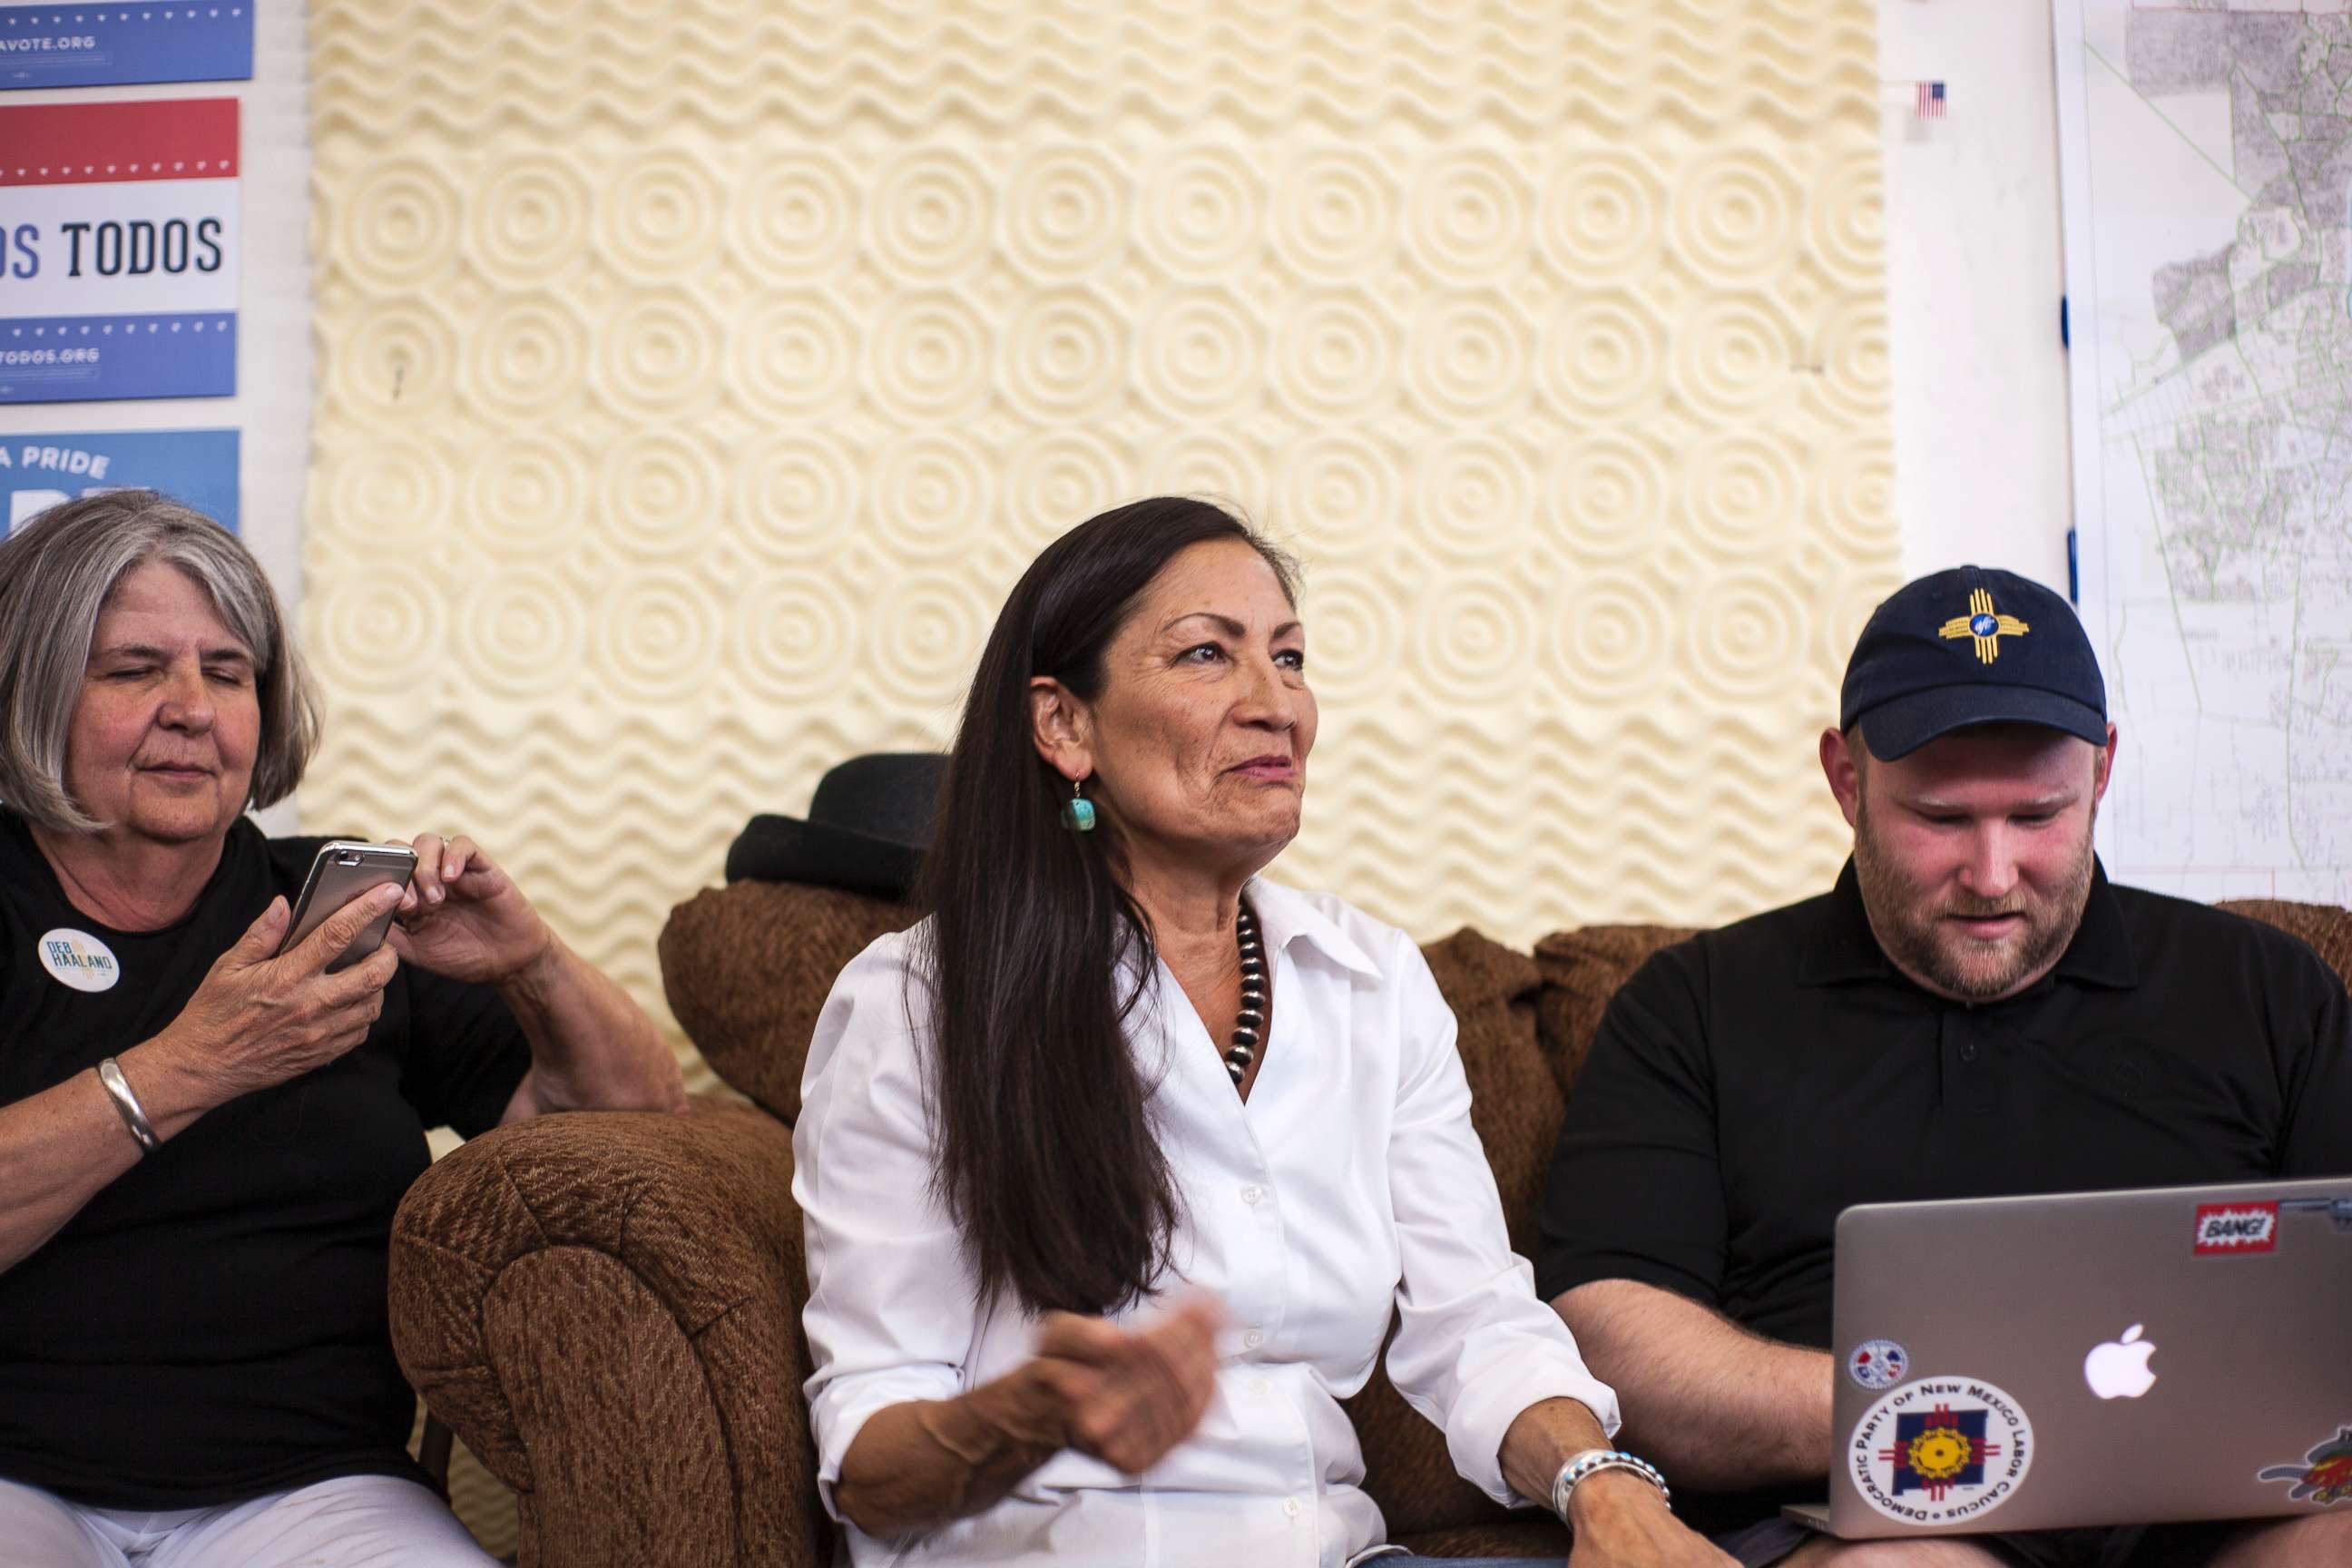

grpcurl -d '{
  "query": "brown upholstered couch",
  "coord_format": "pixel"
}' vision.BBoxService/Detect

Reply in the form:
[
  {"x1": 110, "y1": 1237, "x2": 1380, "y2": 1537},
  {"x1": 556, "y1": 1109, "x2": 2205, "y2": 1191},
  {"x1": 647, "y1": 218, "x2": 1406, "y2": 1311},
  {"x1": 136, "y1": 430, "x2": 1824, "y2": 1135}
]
[{"x1": 387, "y1": 883, "x2": 2352, "y2": 1566}]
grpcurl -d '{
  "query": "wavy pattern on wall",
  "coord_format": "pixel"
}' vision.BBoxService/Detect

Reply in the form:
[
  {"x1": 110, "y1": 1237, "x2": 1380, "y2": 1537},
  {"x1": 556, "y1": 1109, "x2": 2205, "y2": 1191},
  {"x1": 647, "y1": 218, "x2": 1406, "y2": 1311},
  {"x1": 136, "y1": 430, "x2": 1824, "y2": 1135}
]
[{"x1": 304, "y1": 0, "x2": 1897, "y2": 1079}]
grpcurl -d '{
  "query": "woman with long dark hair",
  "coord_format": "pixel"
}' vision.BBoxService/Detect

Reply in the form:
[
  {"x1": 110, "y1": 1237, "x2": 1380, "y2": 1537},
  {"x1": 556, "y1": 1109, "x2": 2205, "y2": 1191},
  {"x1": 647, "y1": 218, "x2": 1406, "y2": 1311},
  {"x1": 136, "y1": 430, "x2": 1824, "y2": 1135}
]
[{"x1": 794, "y1": 498, "x2": 1726, "y2": 1566}]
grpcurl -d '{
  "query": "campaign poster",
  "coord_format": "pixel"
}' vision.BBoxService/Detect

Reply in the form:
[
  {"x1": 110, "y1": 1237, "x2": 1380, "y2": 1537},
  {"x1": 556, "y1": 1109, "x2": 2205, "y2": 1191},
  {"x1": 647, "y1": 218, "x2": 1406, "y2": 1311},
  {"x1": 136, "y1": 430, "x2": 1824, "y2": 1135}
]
[
  {"x1": 0, "y1": 98, "x2": 238, "y2": 403},
  {"x1": 3, "y1": 426, "x2": 239, "y2": 532},
  {"x1": 0, "y1": 3, "x2": 252, "y2": 90}
]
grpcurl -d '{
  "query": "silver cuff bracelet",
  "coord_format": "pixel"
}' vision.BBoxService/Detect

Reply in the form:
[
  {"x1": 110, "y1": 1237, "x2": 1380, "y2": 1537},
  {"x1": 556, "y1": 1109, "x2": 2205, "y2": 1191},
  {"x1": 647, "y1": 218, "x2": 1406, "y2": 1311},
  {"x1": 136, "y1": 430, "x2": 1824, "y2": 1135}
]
[
  {"x1": 96, "y1": 1057, "x2": 159, "y2": 1156},
  {"x1": 1550, "y1": 1446, "x2": 1671, "y2": 1523}
]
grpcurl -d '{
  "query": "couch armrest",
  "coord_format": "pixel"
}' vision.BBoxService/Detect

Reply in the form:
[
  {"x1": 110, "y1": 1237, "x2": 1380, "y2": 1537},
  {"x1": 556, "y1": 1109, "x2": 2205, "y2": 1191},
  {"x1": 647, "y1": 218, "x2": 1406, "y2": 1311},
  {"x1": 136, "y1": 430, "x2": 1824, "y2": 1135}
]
[{"x1": 388, "y1": 1096, "x2": 828, "y2": 1568}]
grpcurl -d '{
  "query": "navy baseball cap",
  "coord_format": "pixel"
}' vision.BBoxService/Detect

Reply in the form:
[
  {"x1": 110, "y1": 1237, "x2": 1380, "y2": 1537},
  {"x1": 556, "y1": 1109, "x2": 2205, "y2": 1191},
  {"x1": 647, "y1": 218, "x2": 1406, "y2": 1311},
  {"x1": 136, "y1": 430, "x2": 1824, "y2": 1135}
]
[{"x1": 1839, "y1": 566, "x2": 2107, "y2": 760}]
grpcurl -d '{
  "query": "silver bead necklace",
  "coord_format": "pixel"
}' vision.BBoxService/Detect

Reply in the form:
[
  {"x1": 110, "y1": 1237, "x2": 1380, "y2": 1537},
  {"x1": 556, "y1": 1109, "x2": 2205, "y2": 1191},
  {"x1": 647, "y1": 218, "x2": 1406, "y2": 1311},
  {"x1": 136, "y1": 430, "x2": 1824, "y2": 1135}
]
[{"x1": 1226, "y1": 906, "x2": 1265, "y2": 1086}]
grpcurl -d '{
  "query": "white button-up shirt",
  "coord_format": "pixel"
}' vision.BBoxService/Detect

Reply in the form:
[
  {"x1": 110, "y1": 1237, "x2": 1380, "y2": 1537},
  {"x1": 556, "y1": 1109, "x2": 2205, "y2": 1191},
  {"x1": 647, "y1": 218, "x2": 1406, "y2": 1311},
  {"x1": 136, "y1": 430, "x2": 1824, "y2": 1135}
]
[{"x1": 795, "y1": 878, "x2": 1619, "y2": 1568}]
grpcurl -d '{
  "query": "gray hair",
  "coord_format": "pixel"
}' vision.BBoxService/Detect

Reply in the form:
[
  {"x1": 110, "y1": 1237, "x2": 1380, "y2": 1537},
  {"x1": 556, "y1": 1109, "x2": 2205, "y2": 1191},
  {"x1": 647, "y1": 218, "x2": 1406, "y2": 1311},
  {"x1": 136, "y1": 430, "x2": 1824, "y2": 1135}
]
[{"x1": 0, "y1": 490, "x2": 320, "y2": 833}]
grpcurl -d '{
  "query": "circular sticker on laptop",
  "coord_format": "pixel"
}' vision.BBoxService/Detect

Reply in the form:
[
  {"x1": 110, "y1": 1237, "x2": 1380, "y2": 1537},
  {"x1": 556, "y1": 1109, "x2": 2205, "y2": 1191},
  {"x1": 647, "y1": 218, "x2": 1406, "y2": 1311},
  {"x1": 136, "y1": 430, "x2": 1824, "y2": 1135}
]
[
  {"x1": 1848, "y1": 1376, "x2": 2034, "y2": 1525},
  {"x1": 1848, "y1": 1338, "x2": 1910, "y2": 1389},
  {"x1": 36, "y1": 928, "x2": 120, "y2": 993}
]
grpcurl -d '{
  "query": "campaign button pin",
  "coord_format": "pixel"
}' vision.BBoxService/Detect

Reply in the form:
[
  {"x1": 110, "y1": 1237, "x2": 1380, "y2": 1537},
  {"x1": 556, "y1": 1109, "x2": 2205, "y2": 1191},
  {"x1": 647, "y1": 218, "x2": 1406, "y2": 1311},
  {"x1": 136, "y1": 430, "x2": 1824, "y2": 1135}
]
[{"x1": 37, "y1": 927, "x2": 121, "y2": 993}]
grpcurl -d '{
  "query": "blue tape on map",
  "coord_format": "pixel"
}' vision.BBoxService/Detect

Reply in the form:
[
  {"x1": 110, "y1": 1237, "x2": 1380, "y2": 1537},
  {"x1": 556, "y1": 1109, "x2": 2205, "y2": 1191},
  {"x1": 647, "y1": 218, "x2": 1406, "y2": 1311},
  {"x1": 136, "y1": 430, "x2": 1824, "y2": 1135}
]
[
  {"x1": 0, "y1": 311, "x2": 234, "y2": 402},
  {"x1": 0, "y1": 4, "x2": 252, "y2": 89}
]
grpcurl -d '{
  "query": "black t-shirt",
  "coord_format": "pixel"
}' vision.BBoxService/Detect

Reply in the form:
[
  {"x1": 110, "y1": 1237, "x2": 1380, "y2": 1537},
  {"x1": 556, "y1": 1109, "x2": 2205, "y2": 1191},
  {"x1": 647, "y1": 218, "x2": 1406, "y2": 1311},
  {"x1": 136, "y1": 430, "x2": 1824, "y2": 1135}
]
[
  {"x1": 1537, "y1": 858, "x2": 2352, "y2": 1529},
  {"x1": 0, "y1": 811, "x2": 532, "y2": 1508}
]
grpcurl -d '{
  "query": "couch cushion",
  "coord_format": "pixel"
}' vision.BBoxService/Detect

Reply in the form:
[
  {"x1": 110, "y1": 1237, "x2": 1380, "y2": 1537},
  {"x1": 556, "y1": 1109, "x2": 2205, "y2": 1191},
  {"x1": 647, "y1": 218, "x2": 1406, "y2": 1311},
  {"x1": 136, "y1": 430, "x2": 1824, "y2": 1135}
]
[
  {"x1": 1425, "y1": 927, "x2": 1559, "y2": 1259},
  {"x1": 2219, "y1": 898, "x2": 2352, "y2": 989},
  {"x1": 1532, "y1": 924, "x2": 1698, "y2": 1100},
  {"x1": 659, "y1": 880, "x2": 916, "y2": 1122}
]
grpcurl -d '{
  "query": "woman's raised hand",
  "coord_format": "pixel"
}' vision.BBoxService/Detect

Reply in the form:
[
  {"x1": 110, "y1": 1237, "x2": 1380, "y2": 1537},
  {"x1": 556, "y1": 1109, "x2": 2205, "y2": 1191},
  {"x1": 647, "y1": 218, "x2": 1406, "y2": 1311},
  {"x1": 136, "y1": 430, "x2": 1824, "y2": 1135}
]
[
  {"x1": 157, "y1": 887, "x2": 403, "y2": 1100},
  {"x1": 386, "y1": 832, "x2": 554, "y2": 985},
  {"x1": 1033, "y1": 1295, "x2": 1226, "y2": 1475}
]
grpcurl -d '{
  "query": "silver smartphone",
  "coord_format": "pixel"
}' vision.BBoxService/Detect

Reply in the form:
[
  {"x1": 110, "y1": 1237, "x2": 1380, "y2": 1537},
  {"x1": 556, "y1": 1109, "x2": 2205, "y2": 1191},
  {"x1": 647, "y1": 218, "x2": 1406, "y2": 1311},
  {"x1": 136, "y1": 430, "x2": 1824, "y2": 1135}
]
[{"x1": 280, "y1": 840, "x2": 417, "y2": 973}]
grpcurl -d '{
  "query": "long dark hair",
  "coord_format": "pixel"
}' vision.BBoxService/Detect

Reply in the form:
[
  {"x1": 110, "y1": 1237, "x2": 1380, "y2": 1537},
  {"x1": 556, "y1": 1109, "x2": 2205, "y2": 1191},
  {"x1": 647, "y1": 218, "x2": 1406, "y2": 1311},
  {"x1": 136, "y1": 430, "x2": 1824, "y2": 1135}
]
[{"x1": 916, "y1": 496, "x2": 1299, "y2": 1317}]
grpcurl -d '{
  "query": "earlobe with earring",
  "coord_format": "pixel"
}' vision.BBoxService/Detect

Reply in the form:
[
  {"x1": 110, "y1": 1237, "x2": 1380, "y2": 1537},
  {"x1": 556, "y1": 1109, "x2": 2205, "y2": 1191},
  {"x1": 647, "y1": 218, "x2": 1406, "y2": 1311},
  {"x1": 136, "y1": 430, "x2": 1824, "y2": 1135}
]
[{"x1": 1061, "y1": 778, "x2": 1096, "y2": 833}]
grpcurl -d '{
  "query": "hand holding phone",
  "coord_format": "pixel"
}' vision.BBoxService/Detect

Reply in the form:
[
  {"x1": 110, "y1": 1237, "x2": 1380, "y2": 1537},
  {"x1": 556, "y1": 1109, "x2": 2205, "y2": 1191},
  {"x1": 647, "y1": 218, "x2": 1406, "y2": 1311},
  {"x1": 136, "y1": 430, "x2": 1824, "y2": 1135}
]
[
  {"x1": 153, "y1": 879, "x2": 407, "y2": 1106},
  {"x1": 279, "y1": 841, "x2": 418, "y2": 973}
]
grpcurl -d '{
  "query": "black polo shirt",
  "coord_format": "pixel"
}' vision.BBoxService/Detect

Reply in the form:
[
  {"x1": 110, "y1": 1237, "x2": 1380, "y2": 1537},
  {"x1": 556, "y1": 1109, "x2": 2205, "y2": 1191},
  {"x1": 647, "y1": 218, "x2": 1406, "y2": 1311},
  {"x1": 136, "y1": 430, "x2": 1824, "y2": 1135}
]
[
  {"x1": 0, "y1": 811, "x2": 532, "y2": 1508},
  {"x1": 1536, "y1": 859, "x2": 2352, "y2": 1524}
]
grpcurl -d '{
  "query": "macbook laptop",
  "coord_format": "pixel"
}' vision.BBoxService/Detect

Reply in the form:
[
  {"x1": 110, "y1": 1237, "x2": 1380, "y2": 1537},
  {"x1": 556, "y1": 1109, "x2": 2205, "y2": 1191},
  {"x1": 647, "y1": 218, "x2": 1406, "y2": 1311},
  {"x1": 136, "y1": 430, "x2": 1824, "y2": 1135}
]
[{"x1": 1784, "y1": 1174, "x2": 2352, "y2": 1539}]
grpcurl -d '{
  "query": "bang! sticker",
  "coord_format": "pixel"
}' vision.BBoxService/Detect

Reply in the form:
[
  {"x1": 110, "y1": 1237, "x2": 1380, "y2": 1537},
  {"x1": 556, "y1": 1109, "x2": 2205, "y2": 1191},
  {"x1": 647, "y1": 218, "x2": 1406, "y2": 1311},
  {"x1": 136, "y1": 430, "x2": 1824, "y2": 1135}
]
[{"x1": 2194, "y1": 1201, "x2": 2278, "y2": 1255}]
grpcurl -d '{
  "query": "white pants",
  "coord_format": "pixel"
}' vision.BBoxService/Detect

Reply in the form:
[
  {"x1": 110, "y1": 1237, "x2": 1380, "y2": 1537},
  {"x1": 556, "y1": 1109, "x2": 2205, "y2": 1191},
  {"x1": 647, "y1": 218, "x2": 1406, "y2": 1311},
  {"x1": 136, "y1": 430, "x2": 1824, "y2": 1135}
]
[{"x1": 0, "y1": 1474, "x2": 497, "y2": 1568}]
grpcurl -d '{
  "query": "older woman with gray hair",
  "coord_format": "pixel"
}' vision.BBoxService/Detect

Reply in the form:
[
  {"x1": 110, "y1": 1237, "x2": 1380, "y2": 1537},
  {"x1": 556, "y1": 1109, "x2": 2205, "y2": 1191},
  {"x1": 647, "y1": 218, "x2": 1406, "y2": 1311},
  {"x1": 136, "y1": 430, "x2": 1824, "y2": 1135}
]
[{"x1": 0, "y1": 492, "x2": 683, "y2": 1566}]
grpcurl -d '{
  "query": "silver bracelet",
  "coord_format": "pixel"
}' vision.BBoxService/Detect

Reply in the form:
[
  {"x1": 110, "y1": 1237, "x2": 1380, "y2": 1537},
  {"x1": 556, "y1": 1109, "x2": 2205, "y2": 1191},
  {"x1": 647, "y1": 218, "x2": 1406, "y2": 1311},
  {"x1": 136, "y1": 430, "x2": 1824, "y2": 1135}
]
[
  {"x1": 96, "y1": 1057, "x2": 159, "y2": 1156},
  {"x1": 1550, "y1": 1446, "x2": 1671, "y2": 1522}
]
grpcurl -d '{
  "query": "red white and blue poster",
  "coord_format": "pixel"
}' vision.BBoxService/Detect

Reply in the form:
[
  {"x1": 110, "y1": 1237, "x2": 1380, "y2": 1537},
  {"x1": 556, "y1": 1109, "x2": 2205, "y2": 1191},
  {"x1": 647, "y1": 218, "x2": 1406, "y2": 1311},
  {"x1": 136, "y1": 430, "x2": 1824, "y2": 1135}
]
[
  {"x1": 0, "y1": 97, "x2": 238, "y2": 404},
  {"x1": 1, "y1": 4, "x2": 252, "y2": 90},
  {"x1": 3, "y1": 426, "x2": 239, "y2": 532}
]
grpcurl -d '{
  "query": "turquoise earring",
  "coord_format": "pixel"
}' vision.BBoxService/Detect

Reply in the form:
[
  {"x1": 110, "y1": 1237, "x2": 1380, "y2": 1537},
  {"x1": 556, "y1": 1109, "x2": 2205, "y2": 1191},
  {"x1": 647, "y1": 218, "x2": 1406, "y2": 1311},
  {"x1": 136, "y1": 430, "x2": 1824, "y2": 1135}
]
[{"x1": 1061, "y1": 778, "x2": 1097, "y2": 833}]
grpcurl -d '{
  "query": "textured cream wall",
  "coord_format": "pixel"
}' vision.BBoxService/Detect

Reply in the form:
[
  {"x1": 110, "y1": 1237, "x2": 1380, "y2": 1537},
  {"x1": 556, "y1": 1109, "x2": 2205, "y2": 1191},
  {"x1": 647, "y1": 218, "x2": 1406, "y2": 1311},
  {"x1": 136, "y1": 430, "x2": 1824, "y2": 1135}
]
[{"x1": 303, "y1": 0, "x2": 1898, "y2": 1073}]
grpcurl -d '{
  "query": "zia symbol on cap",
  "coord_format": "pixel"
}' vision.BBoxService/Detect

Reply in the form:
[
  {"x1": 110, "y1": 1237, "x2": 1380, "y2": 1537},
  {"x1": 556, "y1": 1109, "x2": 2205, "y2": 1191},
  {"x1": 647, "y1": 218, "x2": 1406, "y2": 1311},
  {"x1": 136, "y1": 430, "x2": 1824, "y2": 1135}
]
[{"x1": 1938, "y1": 587, "x2": 2030, "y2": 665}]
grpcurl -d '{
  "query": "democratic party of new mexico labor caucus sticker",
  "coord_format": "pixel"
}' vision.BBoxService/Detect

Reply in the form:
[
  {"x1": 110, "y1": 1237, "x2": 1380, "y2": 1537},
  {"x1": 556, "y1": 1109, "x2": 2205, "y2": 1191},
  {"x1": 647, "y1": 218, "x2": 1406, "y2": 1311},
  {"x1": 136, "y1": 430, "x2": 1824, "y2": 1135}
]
[
  {"x1": 37, "y1": 928, "x2": 120, "y2": 993},
  {"x1": 1850, "y1": 1377, "x2": 2034, "y2": 1525}
]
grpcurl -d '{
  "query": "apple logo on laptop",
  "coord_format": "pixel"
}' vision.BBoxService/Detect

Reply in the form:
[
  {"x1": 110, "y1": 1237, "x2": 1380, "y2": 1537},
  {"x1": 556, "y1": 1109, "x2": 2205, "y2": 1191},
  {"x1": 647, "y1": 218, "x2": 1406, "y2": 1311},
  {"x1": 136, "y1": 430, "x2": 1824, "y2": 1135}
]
[{"x1": 2083, "y1": 1323, "x2": 2158, "y2": 1399}]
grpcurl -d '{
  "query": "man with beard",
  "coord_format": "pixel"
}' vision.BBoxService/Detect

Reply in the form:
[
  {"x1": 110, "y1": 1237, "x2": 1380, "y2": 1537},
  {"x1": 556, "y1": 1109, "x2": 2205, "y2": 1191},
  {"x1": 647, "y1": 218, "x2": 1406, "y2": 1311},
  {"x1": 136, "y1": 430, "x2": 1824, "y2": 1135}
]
[{"x1": 1536, "y1": 567, "x2": 2352, "y2": 1568}]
